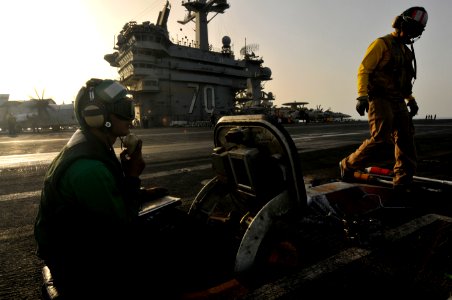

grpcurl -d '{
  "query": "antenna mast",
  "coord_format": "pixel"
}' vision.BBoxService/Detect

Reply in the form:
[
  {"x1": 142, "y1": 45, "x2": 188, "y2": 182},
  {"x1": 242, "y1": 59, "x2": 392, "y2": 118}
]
[{"x1": 178, "y1": 0, "x2": 229, "y2": 51}]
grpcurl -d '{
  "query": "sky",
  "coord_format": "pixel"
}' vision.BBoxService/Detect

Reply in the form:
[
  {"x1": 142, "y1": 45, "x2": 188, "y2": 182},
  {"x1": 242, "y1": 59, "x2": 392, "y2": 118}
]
[{"x1": 1, "y1": 0, "x2": 451, "y2": 119}]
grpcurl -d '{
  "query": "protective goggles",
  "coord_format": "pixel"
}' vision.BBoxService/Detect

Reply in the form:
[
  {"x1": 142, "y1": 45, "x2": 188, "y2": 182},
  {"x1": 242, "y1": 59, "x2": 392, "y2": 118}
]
[{"x1": 108, "y1": 98, "x2": 135, "y2": 121}]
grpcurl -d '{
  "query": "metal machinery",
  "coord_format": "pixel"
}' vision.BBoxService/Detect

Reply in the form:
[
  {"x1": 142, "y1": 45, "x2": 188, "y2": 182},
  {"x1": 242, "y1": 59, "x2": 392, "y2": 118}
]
[{"x1": 42, "y1": 115, "x2": 452, "y2": 298}]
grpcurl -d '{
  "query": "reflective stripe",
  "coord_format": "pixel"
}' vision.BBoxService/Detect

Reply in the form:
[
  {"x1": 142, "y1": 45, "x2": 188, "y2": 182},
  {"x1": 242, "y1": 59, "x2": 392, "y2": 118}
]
[{"x1": 411, "y1": 9, "x2": 427, "y2": 26}]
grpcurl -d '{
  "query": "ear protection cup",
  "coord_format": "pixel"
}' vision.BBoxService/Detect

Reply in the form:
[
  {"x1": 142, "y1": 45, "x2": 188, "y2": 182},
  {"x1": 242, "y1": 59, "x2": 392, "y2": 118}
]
[
  {"x1": 80, "y1": 85, "x2": 110, "y2": 128},
  {"x1": 83, "y1": 104, "x2": 106, "y2": 128},
  {"x1": 80, "y1": 87, "x2": 109, "y2": 128},
  {"x1": 392, "y1": 15, "x2": 402, "y2": 29}
]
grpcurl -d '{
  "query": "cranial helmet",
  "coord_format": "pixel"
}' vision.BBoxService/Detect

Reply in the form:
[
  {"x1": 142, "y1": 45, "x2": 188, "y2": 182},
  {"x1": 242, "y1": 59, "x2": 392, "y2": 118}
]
[
  {"x1": 392, "y1": 7, "x2": 428, "y2": 41},
  {"x1": 74, "y1": 78, "x2": 135, "y2": 128}
]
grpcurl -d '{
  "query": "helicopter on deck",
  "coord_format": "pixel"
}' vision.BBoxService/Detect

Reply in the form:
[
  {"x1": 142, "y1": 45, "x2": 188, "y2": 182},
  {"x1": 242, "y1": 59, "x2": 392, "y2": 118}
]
[{"x1": 0, "y1": 91, "x2": 76, "y2": 133}]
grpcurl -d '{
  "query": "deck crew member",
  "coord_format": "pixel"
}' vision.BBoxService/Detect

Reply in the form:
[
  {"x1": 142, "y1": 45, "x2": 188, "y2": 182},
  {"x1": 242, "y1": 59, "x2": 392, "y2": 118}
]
[
  {"x1": 34, "y1": 78, "x2": 170, "y2": 298},
  {"x1": 339, "y1": 7, "x2": 428, "y2": 191}
]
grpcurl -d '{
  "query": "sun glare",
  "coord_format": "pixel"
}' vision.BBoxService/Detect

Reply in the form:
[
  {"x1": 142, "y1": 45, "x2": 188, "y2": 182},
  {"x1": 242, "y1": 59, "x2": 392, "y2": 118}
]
[{"x1": 1, "y1": 1, "x2": 118, "y2": 104}]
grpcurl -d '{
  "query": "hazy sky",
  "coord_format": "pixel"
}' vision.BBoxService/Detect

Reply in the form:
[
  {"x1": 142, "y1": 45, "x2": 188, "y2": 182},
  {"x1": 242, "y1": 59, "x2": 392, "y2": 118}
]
[{"x1": 1, "y1": 0, "x2": 451, "y2": 119}]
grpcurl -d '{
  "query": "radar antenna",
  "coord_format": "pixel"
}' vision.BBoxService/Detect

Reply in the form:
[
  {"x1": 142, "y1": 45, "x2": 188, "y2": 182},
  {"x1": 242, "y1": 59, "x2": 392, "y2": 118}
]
[{"x1": 240, "y1": 43, "x2": 259, "y2": 58}]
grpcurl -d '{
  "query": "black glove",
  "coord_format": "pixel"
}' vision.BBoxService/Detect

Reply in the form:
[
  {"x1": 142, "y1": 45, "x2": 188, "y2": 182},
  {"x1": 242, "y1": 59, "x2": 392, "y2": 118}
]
[
  {"x1": 120, "y1": 140, "x2": 145, "y2": 177},
  {"x1": 407, "y1": 100, "x2": 419, "y2": 117},
  {"x1": 356, "y1": 96, "x2": 369, "y2": 116}
]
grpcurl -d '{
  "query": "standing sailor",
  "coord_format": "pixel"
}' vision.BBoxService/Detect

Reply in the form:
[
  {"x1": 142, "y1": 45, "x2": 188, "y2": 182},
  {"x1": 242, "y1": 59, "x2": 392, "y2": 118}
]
[{"x1": 340, "y1": 7, "x2": 428, "y2": 191}]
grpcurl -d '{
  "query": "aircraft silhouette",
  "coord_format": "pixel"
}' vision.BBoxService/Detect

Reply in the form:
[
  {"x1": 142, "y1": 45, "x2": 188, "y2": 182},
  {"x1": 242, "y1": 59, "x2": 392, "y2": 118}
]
[
  {"x1": 0, "y1": 90, "x2": 77, "y2": 133},
  {"x1": 278, "y1": 102, "x2": 351, "y2": 123}
]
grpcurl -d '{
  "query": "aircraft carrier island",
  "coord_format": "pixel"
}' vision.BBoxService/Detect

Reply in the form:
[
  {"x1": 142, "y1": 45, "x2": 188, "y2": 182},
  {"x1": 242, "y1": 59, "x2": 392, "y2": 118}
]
[{"x1": 104, "y1": 0, "x2": 274, "y2": 127}]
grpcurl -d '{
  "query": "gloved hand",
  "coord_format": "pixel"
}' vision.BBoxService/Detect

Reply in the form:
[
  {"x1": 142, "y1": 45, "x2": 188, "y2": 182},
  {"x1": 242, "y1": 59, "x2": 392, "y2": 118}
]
[
  {"x1": 120, "y1": 139, "x2": 145, "y2": 177},
  {"x1": 407, "y1": 100, "x2": 419, "y2": 117},
  {"x1": 356, "y1": 96, "x2": 369, "y2": 116}
]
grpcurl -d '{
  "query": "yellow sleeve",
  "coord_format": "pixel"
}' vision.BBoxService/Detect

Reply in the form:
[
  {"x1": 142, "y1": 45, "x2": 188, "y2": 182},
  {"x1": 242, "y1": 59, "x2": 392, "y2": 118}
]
[{"x1": 357, "y1": 38, "x2": 388, "y2": 97}]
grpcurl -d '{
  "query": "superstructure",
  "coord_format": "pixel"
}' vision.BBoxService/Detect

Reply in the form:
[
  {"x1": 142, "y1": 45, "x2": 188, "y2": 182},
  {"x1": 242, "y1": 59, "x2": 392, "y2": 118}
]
[{"x1": 105, "y1": 0, "x2": 274, "y2": 127}]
